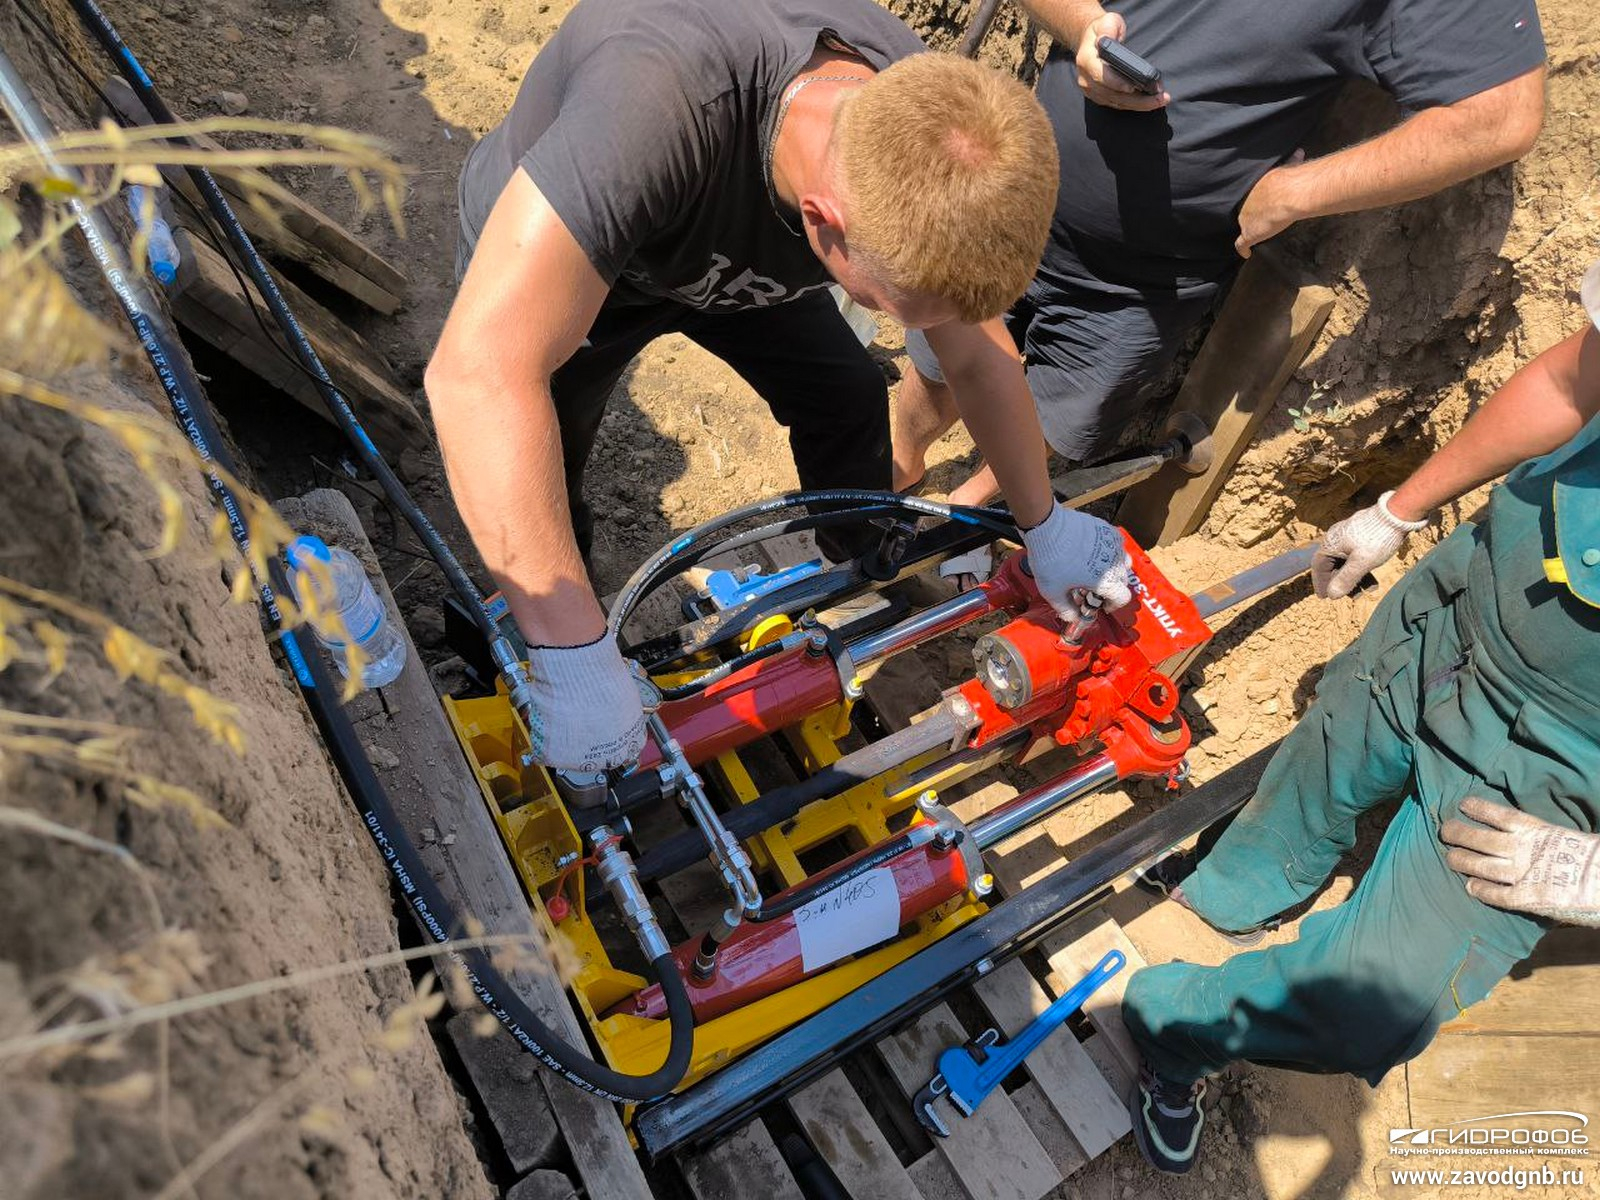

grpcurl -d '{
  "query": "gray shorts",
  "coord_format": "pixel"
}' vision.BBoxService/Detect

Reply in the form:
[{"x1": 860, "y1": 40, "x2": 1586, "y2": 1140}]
[{"x1": 906, "y1": 276, "x2": 1224, "y2": 461}]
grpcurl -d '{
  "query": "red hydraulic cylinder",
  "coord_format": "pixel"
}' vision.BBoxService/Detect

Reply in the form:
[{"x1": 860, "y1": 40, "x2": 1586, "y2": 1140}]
[
  {"x1": 636, "y1": 646, "x2": 845, "y2": 771},
  {"x1": 615, "y1": 830, "x2": 974, "y2": 1023}
]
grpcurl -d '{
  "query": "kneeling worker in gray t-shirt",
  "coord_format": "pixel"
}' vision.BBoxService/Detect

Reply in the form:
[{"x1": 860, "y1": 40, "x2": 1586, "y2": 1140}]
[{"x1": 427, "y1": 0, "x2": 1137, "y2": 777}]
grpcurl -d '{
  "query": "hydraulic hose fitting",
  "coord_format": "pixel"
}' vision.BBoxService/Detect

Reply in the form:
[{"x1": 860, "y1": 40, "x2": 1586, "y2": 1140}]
[
  {"x1": 691, "y1": 907, "x2": 741, "y2": 982},
  {"x1": 646, "y1": 712, "x2": 765, "y2": 918},
  {"x1": 591, "y1": 825, "x2": 671, "y2": 962},
  {"x1": 492, "y1": 636, "x2": 533, "y2": 701}
]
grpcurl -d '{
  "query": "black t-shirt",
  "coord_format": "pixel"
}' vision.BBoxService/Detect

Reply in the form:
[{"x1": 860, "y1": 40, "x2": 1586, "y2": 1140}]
[
  {"x1": 458, "y1": 0, "x2": 925, "y2": 310},
  {"x1": 1041, "y1": 0, "x2": 1546, "y2": 297}
]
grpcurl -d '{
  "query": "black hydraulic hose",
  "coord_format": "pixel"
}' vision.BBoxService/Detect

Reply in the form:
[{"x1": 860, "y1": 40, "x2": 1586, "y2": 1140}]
[
  {"x1": 0, "y1": 49, "x2": 692, "y2": 1103},
  {"x1": 62, "y1": 0, "x2": 501, "y2": 648},
  {"x1": 622, "y1": 505, "x2": 903, "y2": 624},
  {"x1": 747, "y1": 829, "x2": 919, "y2": 923},
  {"x1": 609, "y1": 489, "x2": 1017, "y2": 641},
  {"x1": 657, "y1": 636, "x2": 790, "y2": 702}
]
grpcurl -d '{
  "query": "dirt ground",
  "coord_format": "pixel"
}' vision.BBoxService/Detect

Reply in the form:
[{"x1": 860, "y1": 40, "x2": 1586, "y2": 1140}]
[{"x1": 4, "y1": 0, "x2": 1598, "y2": 1197}]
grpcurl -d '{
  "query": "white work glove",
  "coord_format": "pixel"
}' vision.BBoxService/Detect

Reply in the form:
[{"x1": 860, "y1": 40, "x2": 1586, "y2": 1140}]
[
  {"x1": 1441, "y1": 797, "x2": 1600, "y2": 928},
  {"x1": 522, "y1": 636, "x2": 647, "y2": 773},
  {"x1": 1020, "y1": 503, "x2": 1134, "y2": 623},
  {"x1": 1310, "y1": 491, "x2": 1429, "y2": 599}
]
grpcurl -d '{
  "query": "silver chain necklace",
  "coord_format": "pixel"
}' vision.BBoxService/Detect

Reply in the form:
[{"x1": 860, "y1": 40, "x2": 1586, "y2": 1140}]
[{"x1": 764, "y1": 73, "x2": 867, "y2": 235}]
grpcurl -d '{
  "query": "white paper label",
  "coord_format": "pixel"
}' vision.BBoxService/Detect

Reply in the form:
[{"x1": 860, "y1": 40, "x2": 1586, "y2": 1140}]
[{"x1": 793, "y1": 866, "x2": 902, "y2": 973}]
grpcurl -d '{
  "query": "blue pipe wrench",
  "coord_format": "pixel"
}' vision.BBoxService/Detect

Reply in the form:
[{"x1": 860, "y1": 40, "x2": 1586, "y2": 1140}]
[{"x1": 912, "y1": 949, "x2": 1126, "y2": 1137}]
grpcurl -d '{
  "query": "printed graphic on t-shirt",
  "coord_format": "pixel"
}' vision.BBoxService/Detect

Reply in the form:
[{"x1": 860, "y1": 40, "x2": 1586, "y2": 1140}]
[{"x1": 633, "y1": 253, "x2": 835, "y2": 310}]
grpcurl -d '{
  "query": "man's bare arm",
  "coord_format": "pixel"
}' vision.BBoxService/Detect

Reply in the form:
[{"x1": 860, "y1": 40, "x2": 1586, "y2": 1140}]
[
  {"x1": 1021, "y1": 0, "x2": 1169, "y2": 112},
  {"x1": 1019, "y1": 0, "x2": 1104, "y2": 48},
  {"x1": 1312, "y1": 323, "x2": 1598, "y2": 598},
  {"x1": 923, "y1": 319, "x2": 1054, "y2": 528},
  {"x1": 1237, "y1": 66, "x2": 1545, "y2": 257},
  {"x1": 425, "y1": 169, "x2": 611, "y2": 648}
]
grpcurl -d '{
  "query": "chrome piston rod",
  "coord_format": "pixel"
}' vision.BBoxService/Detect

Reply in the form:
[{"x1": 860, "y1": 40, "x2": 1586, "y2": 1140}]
[{"x1": 968, "y1": 754, "x2": 1121, "y2": 851}]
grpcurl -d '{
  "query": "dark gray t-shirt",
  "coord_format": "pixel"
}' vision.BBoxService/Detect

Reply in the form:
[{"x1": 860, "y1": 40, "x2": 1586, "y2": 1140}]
[
  {"x1": 1039, "y1": 0, "x2": 1546, "y2": 296},
  {"x1": 458, "y1": 0, "x2": 924, "y2": 310}
]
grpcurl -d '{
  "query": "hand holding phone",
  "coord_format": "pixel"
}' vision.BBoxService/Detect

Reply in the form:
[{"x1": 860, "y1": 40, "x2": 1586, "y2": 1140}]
[
  {"x1": 1073, "y1": 14, "x2": 1168, "y2": 111},
  {"x1": 1095, "y1": 37, "x2": 1163, "y2": 95}
]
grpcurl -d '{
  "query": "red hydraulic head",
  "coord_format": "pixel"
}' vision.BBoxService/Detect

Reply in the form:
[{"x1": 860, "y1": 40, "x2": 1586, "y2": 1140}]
[{"x1": 959, "y1": 531, "x2": 1210, "y2": 778}]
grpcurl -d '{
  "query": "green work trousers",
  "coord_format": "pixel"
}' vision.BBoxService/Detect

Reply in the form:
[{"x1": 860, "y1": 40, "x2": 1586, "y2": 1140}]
[{"x1": 1123, "y1": 526, "x2": 1600, "y2": 1086}]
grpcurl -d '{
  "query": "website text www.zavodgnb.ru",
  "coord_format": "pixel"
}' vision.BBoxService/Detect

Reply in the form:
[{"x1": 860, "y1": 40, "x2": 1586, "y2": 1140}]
[{"x1": 1389, "y1": 1165, "x2": 1586, "y2": 1190}]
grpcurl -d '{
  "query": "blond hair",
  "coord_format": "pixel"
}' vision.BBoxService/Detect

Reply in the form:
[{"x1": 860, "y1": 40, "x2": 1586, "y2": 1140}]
[{"x1": 832, "y1": 54, "x2": 1058, "y2": 324}]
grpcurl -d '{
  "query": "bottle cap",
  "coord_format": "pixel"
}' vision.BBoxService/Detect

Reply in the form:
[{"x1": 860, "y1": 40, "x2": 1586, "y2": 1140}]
[
  {"x1": 286, "y1": 535, "x2": 332, "y2": 571},
  {"x1": 152, "y1": 261, "x2": 178, "y2": 287}
]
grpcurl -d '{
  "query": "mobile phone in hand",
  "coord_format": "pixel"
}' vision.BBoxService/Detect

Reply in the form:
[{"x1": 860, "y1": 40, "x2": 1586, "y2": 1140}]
[{"x1": 1095, "y1": 36, "x2": 1163, "y2": 95}]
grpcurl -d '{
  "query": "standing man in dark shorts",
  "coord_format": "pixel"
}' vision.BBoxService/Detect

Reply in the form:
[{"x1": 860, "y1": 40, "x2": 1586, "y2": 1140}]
[
  {"x1": 894, "y1": 0, "x2": 1548, "y2": 505},
  {"x1": 427, "y1": 0, "x2": 1137, "y2": 775}
]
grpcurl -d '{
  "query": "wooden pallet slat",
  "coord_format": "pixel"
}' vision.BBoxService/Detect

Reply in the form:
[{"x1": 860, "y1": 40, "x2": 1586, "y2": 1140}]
[
  {"x1": 1008, "y1": 1082, "x2": 1089, "y2": 1180},
  {"x1": 877, "y1": 1005, "x2": 1062, "y2": 1200},
  {"x1": 1039, "y1": 914, "x2": 1149, "y2": 1087},
  {"x1": 680, "y1": 1119, "x2": 807, "y2": 1200},
  {"x1": 973, "y1": 960, "x2": 1130, "y2": 1159},
  {"x1": 789, "y1": 1071, "x2": 924, "y2": 1200}
]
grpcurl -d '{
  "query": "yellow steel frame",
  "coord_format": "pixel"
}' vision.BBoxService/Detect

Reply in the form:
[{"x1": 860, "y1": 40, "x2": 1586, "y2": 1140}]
[{"x1": 442, "y1": 657, "x2": 1001, "y2": 1098}]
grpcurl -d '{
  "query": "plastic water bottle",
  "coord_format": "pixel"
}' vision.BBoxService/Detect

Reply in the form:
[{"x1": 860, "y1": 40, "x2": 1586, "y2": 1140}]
[
  {"x1": 285, "y1": 535, "x2": 407, "y2": 688},
  {"x1": 125, "y1": 184, "x2": 181, "y2": 287}
]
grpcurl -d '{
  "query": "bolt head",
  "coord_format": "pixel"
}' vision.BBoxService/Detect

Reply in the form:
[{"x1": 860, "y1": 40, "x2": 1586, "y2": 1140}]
[
  {"x1": 972, "y1": 873, "x2": 995, "y2": 898},
  {"x1": 916, "y1": 789, "x2": 939, "y2": 812}
]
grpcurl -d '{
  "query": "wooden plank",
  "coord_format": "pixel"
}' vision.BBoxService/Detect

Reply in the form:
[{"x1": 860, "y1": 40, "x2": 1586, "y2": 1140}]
[
  {"x1": 790, "y1": 1070, "x2": 923, "y2": 1200},
  {"x1": 1009, "y1": 1082, "x2": 1088, "y2": 1180},
  {"x1": 908, "y1": 1151, "x2": 964, "y2": 1200},
  {"x1": 1039, "y1": 914, "x2": 1148, "y2": 1086},
  {"x1": 1079, "y1": 1032, "x2": 1133, "y2": 1101},
  {"x1": 1407, "y1": 1036, "x2": 1600, "y2": 1130},
  {"x1": 278, "y1": 489, "x2": 652, "y2": 1200},
  {"x1": 1116, "y1": 259, "x2": 1336, "y2": 546},
  {"x1": 103, "y1": 77, "x2": 408, "y2": 312},
  {"x1": 973, "y1": 960, "x2": 1129, "y2": 1158},
  {"x1": 171, "y1": 235, "x2": 426, "y2": 455},
  {"x1": 877, "y1": 1004, "x2": 1062, "y2": 1200},
  {"x1": 680, "y1": 1118, "x2": 805, "y2": 1200}
]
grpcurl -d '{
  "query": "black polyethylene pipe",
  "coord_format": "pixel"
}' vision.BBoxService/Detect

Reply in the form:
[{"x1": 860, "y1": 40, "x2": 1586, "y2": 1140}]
[
  {"x1": 1, "y1": 37, "x2": 692, "y2": 1103},
  {"x1": 63, "y1": 0, "x2": 499, "y2": 648}
]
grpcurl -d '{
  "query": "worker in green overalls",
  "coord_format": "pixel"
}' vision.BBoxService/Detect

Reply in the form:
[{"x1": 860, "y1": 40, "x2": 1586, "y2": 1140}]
[{"x1": 1123, "y1": 263, "x2": 1600, "y2": 1174}]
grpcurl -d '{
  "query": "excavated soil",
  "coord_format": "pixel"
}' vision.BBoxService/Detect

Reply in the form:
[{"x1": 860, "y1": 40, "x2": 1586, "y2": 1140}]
[{"x1": 5, "y1": 0, "x2": 1598, "y2": 1197}]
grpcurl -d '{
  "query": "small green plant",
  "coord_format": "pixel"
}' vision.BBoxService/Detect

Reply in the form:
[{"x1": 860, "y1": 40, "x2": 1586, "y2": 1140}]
[{"x1": 1286, "y1": 379, "x2": 1345, "y2": 433}]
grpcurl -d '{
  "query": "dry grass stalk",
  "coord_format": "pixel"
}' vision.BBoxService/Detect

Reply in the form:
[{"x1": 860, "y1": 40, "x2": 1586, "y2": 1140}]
[{"x1": 0, "y1": 931, "x2": 567, "y2": 1064}]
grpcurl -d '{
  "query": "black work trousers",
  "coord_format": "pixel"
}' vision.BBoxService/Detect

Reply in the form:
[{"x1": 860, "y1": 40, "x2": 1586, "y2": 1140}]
[{"x1": 552, "y1": 291, "x2": 891, "y2": 557}]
